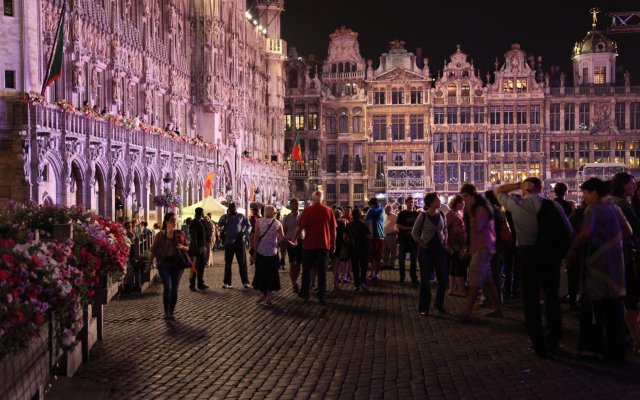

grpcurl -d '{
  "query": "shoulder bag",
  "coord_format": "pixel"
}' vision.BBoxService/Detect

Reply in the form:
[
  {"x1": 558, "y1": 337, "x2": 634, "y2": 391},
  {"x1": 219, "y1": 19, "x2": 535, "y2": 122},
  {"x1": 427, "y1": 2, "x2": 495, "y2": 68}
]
[{"x1": 249, "y1": 219, "x2": 275, "y2": 257}]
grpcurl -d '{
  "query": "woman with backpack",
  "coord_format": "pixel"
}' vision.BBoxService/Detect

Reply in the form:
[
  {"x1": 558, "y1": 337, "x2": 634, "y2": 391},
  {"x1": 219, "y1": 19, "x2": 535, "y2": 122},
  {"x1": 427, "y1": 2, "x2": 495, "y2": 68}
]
[
  {"x1": 345, "y1": 207, "x2": 371, "y2": 292},
  {"x1": 147, "y1": 213, "x2": 191, "y2": 320},
  {"x1": 412, "y1": 192, "x2": 449, "y2": 316}
]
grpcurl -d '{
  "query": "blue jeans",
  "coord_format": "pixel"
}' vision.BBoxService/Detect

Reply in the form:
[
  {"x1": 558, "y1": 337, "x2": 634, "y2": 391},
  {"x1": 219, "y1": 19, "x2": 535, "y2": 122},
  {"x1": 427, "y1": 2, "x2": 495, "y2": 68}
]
[
  {"x1": 158, "y1": 266, "x2": 184, "y2": 314},
  {"x1": 418, "y1": 240, "x2": 448, "y2": 313}
]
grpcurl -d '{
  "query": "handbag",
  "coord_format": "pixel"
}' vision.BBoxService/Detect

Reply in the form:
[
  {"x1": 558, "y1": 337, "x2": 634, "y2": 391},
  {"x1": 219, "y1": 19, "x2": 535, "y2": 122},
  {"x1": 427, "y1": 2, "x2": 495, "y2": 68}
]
[
  {"x1": 165, "y1": 232, "x2": 192, "y2": 269},
  {"x1": 250, "y1": 219, "x2": 275, "y2": 257}
]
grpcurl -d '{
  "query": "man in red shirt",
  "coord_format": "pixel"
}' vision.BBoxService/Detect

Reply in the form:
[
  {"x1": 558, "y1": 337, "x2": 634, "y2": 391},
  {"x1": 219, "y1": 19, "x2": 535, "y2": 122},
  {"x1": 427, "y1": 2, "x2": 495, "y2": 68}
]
[{"x1": 291, "y1": 191, "x2": 336, "y2": 304}]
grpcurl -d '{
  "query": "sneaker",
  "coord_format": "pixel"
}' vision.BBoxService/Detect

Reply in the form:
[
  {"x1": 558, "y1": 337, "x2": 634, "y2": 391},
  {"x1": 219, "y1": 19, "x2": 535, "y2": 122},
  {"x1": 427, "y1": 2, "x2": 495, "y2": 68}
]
[
  {"x1": 243, "y1": 283, "x2": 252, "y2": 289},
  {"x1": 198, "y1": 284, "x2": 210, "y2": 290},
  {"x1": 419, "y1": 311, "x2": 428, "y2": 316},
  {"x1": 222, "y1": 284, "x2": 231, "y2": 289},
  {"x1": 189, "y1": 286, "x2": 197, "y2": 292}
]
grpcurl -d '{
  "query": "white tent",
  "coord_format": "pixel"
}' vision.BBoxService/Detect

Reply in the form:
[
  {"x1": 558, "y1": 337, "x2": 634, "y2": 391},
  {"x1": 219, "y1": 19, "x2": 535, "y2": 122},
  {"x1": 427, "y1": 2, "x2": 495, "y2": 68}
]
[{"x1": 181, "y1": 196, "x2": 227, "y2": 222}]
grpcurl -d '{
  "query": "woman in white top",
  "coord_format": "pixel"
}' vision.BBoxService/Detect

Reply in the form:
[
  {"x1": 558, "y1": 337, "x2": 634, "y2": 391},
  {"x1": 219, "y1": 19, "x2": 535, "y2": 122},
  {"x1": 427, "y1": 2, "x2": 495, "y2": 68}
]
[{"x1": 251, "y1": 205, "x2": 286, "y2": 305}]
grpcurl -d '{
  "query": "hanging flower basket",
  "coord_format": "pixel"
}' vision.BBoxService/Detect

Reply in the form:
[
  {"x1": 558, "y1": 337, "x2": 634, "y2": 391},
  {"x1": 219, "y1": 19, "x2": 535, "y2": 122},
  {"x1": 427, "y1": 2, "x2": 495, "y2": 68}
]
[
  {"x1": 22, "y1": 92, "x2": 47, "y2": 106},
  {"x1": 54, "y1": 99, "x2": 77, "y2": 114},
  {"x1": 153, "y1": 192, "x2": 182, "y2": 208}
]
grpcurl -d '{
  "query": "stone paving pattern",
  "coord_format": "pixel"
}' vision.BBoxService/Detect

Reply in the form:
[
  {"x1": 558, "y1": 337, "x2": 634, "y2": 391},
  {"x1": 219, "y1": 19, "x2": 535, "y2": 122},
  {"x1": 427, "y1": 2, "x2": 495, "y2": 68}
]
[{"x1": 51, "y1": 252, "x2": 640, "y2": 399}]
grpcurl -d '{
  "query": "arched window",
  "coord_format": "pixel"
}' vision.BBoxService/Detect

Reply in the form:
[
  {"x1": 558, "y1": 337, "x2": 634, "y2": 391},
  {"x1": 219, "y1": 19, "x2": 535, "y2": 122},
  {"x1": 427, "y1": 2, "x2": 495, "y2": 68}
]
[
  {"x1": 331, "y1": 64, "x2": 337, "y2": 73},
  {"x1": 325, "y1": 108, "x2": 336, "y2": 134},
  {"x1": 288, "y1": 70, "x2": 298, "y2": 88},
  {"x1": 338, "y1": 108, "x2": 349, "y2": 133},
  {"x1": 345, "y1": 63, "x2": 351, "y2": 73},
  {"x1": 338, "y1": 63, "x2": 344, "y2": 73},
  {"x1": 447, "y1": 83, "x2": 457, "y2": 98},
  {"x1": 461, "y1": 83, "x2": 470, "y2": 97},
  {"x1": 352, "y1": 107, "x2": 363, "y2": 133},
  {"x1": 352, "y1": 63, "x2": 357, "y2": 72}
]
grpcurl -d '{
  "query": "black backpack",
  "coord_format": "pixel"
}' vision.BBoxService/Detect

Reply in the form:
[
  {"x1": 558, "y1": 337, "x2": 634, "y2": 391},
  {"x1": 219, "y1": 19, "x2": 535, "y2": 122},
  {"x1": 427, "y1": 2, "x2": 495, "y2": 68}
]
[{"x1": 537, "y1": 198, "x2": 571, "y2": 262}]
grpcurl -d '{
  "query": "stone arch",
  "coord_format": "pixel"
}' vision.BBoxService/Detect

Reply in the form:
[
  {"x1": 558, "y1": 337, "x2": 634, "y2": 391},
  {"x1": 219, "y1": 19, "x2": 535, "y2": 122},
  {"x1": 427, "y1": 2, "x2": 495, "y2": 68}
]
[
  {"x1": 70, "y1": 160, "x2": 85, "y2": 207},
  {"x1": 40, "y1": 153, "x2": 62, "y2": 205},
  {"x1": 92, "y1": 163, "x2": 107, "y2": 216}
]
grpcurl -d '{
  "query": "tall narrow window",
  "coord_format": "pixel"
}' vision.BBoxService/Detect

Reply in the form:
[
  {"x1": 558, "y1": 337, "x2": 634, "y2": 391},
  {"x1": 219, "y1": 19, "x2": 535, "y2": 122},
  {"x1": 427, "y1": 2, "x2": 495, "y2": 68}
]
[
  {"x1": 516, "y1": 106, "x2": 527, "y2": 124},
  {"x1": 375, "y1": 153, "x2": 387, "y2": 179},
  {"x1": 503, "y1": 106, "x2": 514, "y2": 125},
  {"x1": 503, "y1": 132, "x2": 514, "y2": 153},
  {"x1": 474, "y1": 164, "x2": 486, "y2": 183},
  {"x1": 410, "y1": 88, "x2": 423, "y2": 104},
  {"x1": 372, "y1": 115, "x2": 387, "y2": 140},
  {"x1": 446, "y1": 132, "x2": 459, "y2": 153},
  {"x1": 594, "y1": 66, "x2": 606, "y2": 84},
  {"x1": 474, "y1": 107, "x2": 485, "y2": 124},
  {"x1": 615, "y1": 141, "x2": 625, "y2": 164},
  {"x1": 615, "y1": 102, "x2": 625, "y2": 130},
  {"x1": 460, "y1": 164, "x2": 472, "y2": 182},
  {"x1": 447, "y1": 107, "x2": 457, "y2": 124},
  {"x1": 391, "y1": 114, "x2": 405, "y2": 140},
  {"x1": 489, "y1": 106, "x2": 500, "y2": 125},
  {"x1": 340, "y1": 143, "x2": 349, "y2": 172},
  {"x1": 460, "y1": 132, "x2": 472, "y2": 153},
  {"x1": 352, "y1": 107, "x2": 363, "y2": 133},
  {"x1": 473, "y1": 132, "x2": 484, "y2": 153},
  {"x1": 338, "y1": 108, "x2": 348, "y2": 133},
  {"x1": 433, "y1": 164, "x2": 445, "y2": 184},
  {"x1": 4, "y1": 70, "x2": 15, "y2": 89},
  {"x1": 564, "y1": 142, "x2": 575, "y2": 169},
  {"x1": 433, "y1": 107, "x2": 444, "y2": 124},
  {"x1": 4, "y1": 0, "x2": 13, "y2": 16},
  {"x1": 578, "y1": 103, "x2": 590, "y2": 130},
  {"x1": 391, "y1": 88, "x2": 404, "y2": 104},
  {"x1": 353, "y1": 144, "x2": 363, "y2": 172},
  {"x1": 461, "y1": 83, "x2": 470, "y2": 99},
  {"x1": 516, "y1": 132, "x2": 527, "y2": 152},
  {"x1": 631, "y1": 102, "x2": 640, "y2": 130},
  {"x1": 460, "y1": 107, "x2": 471, "y2": 124},
  {"x1": 308, "y1": 106, "x2": 318, "y2": 130},
  {"x1": 433, "y1": 133, "x2": 444, "y2": 153},
  {"x1": 325, "y1": 109, "x2": 336, "y2": 134},
  {"x1": 564, "y1": 104, "x2": 575, "y2": 131},
  {"x1": 326, "y1": 144, "x2": 336, "y2": 173},
  {"x1": 550, "y1": 104, "x2": 560, "y2": 131},
  {"x1": 489, "y1": 133, "x2": 500, "y2": 153},
  {"x1": 409, "y1": 114, "x2": 424, "y2": 139},
  {"x1": 530, "y1": 133, "x2": 541, "y2": 152},
  {"x1": 594, "y1": 142, "x2": 611, "y2": 163},
  {"x1": 550, "y1": 142, "x2": 560, "y2": 169},
  {"x1": 284, "y1": 107, "x2": 292, "y2": 131},
  {"x1": 579, "y1": 142, "x2": 590, "y2": 165},
  {"x1": 530, "y1": 105, "x2": 540, "y2": 124},
  {"x1": 295, "y1": 105, "x2": 305, "y2": 130},
  {"x1": 447, "y1": 164, "x2": 459, "y2": 183}
]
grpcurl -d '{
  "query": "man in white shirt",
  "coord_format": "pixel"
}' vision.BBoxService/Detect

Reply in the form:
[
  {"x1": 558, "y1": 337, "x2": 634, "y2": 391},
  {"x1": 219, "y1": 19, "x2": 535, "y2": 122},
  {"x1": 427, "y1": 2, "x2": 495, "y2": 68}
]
[{"x1": 382, "y1": 205, "x2": 398, "y2": 270}]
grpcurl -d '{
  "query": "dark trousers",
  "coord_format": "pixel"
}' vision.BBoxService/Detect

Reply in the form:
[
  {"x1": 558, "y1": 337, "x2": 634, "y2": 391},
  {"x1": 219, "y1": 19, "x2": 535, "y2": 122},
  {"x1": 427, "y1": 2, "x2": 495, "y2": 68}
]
[
  {"x1": 566, "y1": 259, "x2": 580, "y2": 303},
  {"x1": 223, "y1": 238, "x2": 249, "y2": 286},
  {"x1": 158, "y1": 266, "x2": 183, "y2": 314},
  {"x1": 350, "y1": 249, "x2": 369, "y2": 287},
  {"x1": 519, "y1": 246, "x2": 563, "y2": 352},
  {"x1": 301, "y1": 249, "x2": 329, "y2": 301},
  {"x1": 398, "y1": 240, "x2": 418, "y2": 283},
  {"x1": 503, "y1": 246, "x2": 518, "y2": 296},
  {"x1": 418, "y1": 241, "x2": 448, "y2": 313},
  {"x1": 189, "y1": 246, "x2": 207, "y2": 288},
  {"x1": 579, "y1": 296, "x2": 626, "y2": 361}
]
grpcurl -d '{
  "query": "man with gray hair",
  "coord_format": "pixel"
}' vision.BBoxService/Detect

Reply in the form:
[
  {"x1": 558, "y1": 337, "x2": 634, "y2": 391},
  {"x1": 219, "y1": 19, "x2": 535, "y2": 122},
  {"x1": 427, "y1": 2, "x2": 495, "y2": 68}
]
[{"x1": 291, "y1": 191, "x2": 336, "y2": 304}]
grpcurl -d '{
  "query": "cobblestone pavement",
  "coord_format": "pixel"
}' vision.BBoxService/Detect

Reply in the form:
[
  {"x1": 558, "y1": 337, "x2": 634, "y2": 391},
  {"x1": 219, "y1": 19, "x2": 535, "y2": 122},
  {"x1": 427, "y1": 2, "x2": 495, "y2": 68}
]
[{"x1": 51, "y1": 251, "x2": 640, "y2": 400}]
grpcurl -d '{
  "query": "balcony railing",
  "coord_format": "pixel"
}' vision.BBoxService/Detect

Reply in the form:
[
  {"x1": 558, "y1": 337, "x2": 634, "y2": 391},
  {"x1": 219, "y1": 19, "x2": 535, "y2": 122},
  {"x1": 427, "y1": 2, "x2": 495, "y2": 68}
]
[
  {"x1": 549, "y1": 85, "x2": 639, "y2": 96},
  {"x1": 369, "y1": 179, "x2": 386, "y2": 188},
  {"x1": 289, "y1": 170, "x2": 308, "y2": 178}
]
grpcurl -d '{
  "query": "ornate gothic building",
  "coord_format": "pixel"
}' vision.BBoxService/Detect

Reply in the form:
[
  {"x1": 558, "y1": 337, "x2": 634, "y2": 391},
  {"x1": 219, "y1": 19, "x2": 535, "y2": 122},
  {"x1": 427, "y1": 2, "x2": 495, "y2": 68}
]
[
  {"x1": 285, "y1": 21, "x2": 640, "y2": 205},
  {"x1": 0, "y1": 0, "x2": 288, "y2": 221}
]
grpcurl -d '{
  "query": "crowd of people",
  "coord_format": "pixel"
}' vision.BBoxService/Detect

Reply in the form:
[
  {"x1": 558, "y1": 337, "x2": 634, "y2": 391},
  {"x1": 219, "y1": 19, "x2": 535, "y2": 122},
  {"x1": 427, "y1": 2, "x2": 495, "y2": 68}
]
[{"x1": 142, "y1": 173, "x2": 640, "y2": 362}]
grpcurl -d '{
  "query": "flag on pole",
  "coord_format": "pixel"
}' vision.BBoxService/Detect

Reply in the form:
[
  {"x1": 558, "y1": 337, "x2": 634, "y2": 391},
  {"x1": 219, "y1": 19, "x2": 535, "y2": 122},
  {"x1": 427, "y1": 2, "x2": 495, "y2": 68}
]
[
  {"x1": 41, "y1": 1, "x2": 66, "y2": 96},
  {"x1": 204, "y1": 171, "x2": 215, "y2": 197},
  {"x1": 290, "y1": 134, "x2": 303, "y2": 166}
]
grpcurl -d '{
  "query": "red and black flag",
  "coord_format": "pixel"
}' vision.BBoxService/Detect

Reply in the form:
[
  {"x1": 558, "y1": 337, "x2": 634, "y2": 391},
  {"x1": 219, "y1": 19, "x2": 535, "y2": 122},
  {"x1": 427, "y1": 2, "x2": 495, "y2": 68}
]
[{"x1": 41, "y1": 1, "x2": 66, "y2": 96}]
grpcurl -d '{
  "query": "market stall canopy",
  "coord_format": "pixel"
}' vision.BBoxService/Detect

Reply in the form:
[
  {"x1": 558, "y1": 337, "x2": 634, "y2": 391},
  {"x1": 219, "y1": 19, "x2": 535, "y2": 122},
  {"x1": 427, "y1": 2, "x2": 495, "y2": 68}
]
[
  {"x1": 181, "y1": 196, "x2": 227, "y2": 222},
  {"x1": 279, "y1": 207, "x2": 291, "y2": 216}
]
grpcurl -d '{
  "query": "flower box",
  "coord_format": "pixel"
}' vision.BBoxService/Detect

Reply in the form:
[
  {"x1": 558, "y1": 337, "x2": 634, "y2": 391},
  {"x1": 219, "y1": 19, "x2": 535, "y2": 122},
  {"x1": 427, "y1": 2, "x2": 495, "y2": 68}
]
[
  {"x1": 92, "y1": 275, "x2": 120, "y2": 305},
  {"x1": 0, "y1": 325, "x2": 49, "y2": 400}
]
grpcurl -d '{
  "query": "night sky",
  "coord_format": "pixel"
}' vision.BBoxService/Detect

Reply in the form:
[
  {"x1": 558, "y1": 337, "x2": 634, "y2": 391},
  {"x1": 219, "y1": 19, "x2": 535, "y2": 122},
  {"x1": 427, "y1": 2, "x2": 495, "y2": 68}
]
[{"x1": 281, "y1": 0, "x2": 640, "y2": 83}]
